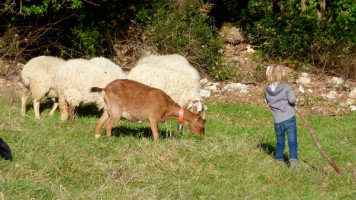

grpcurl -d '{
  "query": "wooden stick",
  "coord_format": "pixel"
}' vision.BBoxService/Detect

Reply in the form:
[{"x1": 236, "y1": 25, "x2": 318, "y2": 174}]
[{"x1": 295, "y1": 107, "x2": 342, "y2": 175}]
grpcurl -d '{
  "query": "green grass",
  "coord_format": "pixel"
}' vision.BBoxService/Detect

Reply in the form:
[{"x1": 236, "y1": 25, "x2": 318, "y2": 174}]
[{"x1": 0, "y1": 94, "x2": 355, "y2": 199}]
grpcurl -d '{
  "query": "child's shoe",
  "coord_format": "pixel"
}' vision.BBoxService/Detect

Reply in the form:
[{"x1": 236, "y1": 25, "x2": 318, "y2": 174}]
[
  {"x1": 289, "y1": 159, "x2": 298, "y2": 170},
  {"x1": 274, "y1": 159, "x2": 284, "y2": 164}
]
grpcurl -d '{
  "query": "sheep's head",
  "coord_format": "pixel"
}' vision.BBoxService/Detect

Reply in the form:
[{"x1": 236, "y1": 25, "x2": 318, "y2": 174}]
[
  {"x1": 187, "y1": 116, "x2": 205, "y2": 136},
  {"x1": 187, "y1": 100, "x2": 207, "y2": 120}
]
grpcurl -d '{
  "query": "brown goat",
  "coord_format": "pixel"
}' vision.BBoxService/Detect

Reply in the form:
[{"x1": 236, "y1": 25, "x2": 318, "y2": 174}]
[{"x1": 91, "y1": 79, "x2": 206, "y2": 140}]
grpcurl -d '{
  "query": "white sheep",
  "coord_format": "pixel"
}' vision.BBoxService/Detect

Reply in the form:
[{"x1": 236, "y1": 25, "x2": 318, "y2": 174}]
[
  {"x1": 21, "y1": 56, "x2": 65, "y2": 120},
  {"x1": 128, "y1": 54, "x2": 207, "y2": 119},
  {"x1": 55, "y1": 58, "x2": 127, "y2": 121}
]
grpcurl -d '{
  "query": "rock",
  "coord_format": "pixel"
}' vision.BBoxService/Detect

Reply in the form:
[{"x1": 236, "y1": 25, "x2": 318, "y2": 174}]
[
  {"x1": 296, "y1": 77, "x2": 311, "y2": 85},
  {"x1": 339, "y1": 103, "x2": 346, "y2": 107},
  {"x1": 205, "y1": 83, "x2": 219, "y2": 91},
  {"x1": 226, "y1": 83, "x2": 248, "y2": 91},
  {"x1": 206, "y1": 85, "x2": 217, "y2": 91},
  {"x1": 301, "y1": 72, "x2": 308, "y2": 77},
  {"x1": 219, "y1": 26, "x2": 245, "y2": 44},
  {"x1": 298, "y1": 85, "x2": 305, "y2": 93},
  {"x1": 321, "y1": 93, "x2": 336, "y2": 101},
  {"x1": 308, "y1": 89, "x2": 313, "y2": 93},
  {"x1": 246, "y1": 45, "x2": 256, "y2": 53},
  {"x1": 200, "y1": 89, "x2": 211, "y2": 97},
  {"x1": 228, "y1": 57, "x2": 246, "y2": 65},
  {"x1": 345, "y1": 99, "x2": 354, "y2": 106},
  {"x1": 240, "y1": 89, "x2": 248, "y2": 94},
  {"x1": 348, "y1": 89, "x2": 356, "y2": 99},
  {"x1": 200, "y1": 78, "x2": 208, "y2": 85},
  {"x1": 351, "y1": 105, "x2": 356, "y2": 111},
  {"x1": 332, "y1": 77, "x2": 343, "y2": 85}
]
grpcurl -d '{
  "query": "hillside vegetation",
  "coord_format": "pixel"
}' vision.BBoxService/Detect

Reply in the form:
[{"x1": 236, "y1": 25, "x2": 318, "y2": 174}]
[{"x1": 0, "y1": 0, "x2": 355, "y2": 79}]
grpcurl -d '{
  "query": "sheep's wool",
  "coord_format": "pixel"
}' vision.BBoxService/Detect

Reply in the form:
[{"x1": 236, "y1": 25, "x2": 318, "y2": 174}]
[{"x1": 55, "y1": 58, "x2": 127, "y2": 108}]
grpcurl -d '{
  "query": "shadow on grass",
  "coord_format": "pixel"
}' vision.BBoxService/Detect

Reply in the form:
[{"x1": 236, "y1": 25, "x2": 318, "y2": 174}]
[
  {"x1": 26, "y1": 99, "x2": 102, "y2": 118},
  {"x1": 258, "y1": 142, "x2": 289, "y2": 162},
  {"x1": 108, "y1": 120, "x2": 183, "y2": 140},
  {"x1": 75, "y1": 105, "x2": 102, "y2": 118},
  {"x1": 25, "y1": 99, "x2": 55, "y2": 113}
]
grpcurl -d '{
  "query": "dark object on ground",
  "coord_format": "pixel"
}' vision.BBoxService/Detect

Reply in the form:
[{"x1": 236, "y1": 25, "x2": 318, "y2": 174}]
[{"x1": 0, "y1": 138, "x2": 13, "y2": 161}]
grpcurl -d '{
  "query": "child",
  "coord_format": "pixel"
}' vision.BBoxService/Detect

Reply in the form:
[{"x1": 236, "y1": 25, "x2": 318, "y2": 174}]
[{"x1": 264, "y1": 64, "x2": 298, "y2": 170}]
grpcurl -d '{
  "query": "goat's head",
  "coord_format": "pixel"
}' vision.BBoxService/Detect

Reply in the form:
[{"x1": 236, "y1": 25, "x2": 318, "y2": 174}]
[
  {"x1": 187, "y1": 100, "x2": 207, "y2": 120},
  {"x1": 186, "y1": 116, "x2": 206, "y2": 136}
]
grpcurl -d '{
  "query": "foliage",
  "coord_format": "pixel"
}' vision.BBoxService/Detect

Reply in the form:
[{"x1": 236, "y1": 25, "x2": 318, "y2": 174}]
[
  {"x1": 224, "y1": 0, "x2": 355, "y2": 78},
  {"x1": 0, "y1": 0, "x2": 222, "y2": 75},
  {"x1": 135, "y1": 0, "x2": 223, "y2": 73}
]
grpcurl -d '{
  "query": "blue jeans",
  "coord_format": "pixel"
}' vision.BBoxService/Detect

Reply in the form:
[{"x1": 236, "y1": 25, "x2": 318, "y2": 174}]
[{"x1": 274, "y1": 116, "x2": 298, "y2": 161}]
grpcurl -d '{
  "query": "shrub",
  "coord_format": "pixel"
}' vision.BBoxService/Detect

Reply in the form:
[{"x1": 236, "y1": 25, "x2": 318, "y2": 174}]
[
  {"x1": 135, "y1": 0, "x2": 224, "y2": 75},
  {"x1": 227, "y1": 0, "x2": 355, "y2": 78}
]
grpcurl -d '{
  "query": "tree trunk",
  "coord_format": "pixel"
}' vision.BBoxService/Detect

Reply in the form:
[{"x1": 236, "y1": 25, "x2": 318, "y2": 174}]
[{"x1": 301, "y1": 0, "x2": 306, "y2": 12}]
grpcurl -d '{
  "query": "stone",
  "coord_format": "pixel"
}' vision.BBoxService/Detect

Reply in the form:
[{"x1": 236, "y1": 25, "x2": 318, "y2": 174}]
[
  {"x1": 240, "y1": 89, "x2": 249, "y2": 94},
  {"x1": 301, "y1": 72, "x2": 308, "y2": 77},
  {"x1": 351, "y1": 105, "x2": 356, "y2": 111},
  {"x1": 339, "y1": 103, "x2": 346, "y2": 107},
  {"x1": 348, "y1": 89, "x2": 356, "y2": 99},
  {"x1": 298, "y1": 85, "x2": 305, "y2": 93},
  {"x1": 308, "y1": 89, "x2": 313, "y2": 93},
  {"x1": 228, "y1": 83, "x2": 248, "y2": 91},
  {"x1": 296, "y1": 77, "x2": 311, "y2": 85},
  {"x1": 321, "y1": 93, "x2": 336, "y2": 101},
  {"x1": 200, "y1": 89, "x2": 211, "y2": 97},
  {"x1": 246, "y1": 45, "x2": 256, "y2": 53},
  {"x1": 200, "y1": 78, "x2": 208, "y2": 85},
  {"x1": 206, "y1": 85, "x2": 217, "y2": 91},
  {"x1": 332, "y1": 77, "x2": 343, "y2": 85}
]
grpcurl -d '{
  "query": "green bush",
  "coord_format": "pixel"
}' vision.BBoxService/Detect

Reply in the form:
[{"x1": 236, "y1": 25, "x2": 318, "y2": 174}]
[
  {"x1": 228, "y1": 0, "x2": 355, "y2": 77},
  {"x1": 135, "y1": 0, "x2": 223, "y2": 75}
]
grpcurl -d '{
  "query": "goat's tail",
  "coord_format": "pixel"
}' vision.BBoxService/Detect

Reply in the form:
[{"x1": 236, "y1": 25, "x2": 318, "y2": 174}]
[{"x1": 91, "y1": 87, "x2": 104, "y2": 93}]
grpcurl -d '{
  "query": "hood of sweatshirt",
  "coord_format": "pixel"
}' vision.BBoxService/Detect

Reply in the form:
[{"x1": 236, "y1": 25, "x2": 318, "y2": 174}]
[{"x1": 265, "y1": 83, "x2": 288, "y2": 96}]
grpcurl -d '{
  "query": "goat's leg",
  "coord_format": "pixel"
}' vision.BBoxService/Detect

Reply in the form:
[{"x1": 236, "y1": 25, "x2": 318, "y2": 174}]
[
  {"x1": 21, "y1": 88, "x2": 31, "y2": 116},
  {"x1": 58, "y1": 96, "x2": 69, "y2": 121},
  {"x1": 105, "y1": 115, "x2": 120, "y2": 137},
  {"x1": 48, "y1": 98, "x2": 58, "y2": 116},
  {"x1": 33, "y1": 97, "x2": 41, "y2": 120},
  {"x1": 95, "y1": 110, "x2": 109, "y2": 138},
  {"x1": 150, "y1": 122, "x2": 160, "y2": 141}
]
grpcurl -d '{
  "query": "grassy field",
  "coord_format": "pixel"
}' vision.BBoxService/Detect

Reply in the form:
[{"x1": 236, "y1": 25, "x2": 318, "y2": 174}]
[{"x1": 0, "y1": 93, "x2": 355, "y2": 199}]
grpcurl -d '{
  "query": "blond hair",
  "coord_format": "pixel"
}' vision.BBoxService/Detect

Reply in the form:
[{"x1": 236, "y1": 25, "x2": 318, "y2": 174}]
[{"x1": 266, "y1": 64, "x2": 289, "y2": 84}]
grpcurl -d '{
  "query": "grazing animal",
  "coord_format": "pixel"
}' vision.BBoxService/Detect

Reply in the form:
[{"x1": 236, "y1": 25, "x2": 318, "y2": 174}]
[
  {"x1": 55, "y1": 58, "x2": 127, "y2": 120},
  {"x1": 128, "y1": 54, "x2": 207, "y2": 119},
  {"x1": 0, "y1": 138, "x2": 12, "y2": 161},
  {"x1": 21, "y1": 56, "x2": 65, "y2": 120},
  {"x1": 91, "y1": 79, "x2": 206, "y2": 140}
]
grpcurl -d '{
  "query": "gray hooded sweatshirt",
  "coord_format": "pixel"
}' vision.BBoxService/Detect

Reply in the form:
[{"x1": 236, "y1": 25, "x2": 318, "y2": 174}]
[{"x1": 264, "y1": 83, "x2": 296, "y2": 123}]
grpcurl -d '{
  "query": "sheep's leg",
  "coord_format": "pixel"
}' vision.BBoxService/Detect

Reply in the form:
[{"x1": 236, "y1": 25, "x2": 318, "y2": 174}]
[
  {"x1": 58, "y1": 96, "x2": 69, "y2": 121},
  {"x1": 95, "y1": 110, "x2": 109, "y2": 138},
  {"x1": 68, "y1": 104, "x2": 75, "y2": 120},
  {"x1": 33, "y1": 97, "x2": 41, "y2": 120},
  {"x1": 21, "y1": 88, "x2": 31, "y2": 116},
  {"x1": 48, "y1": 98, "x2": 58, "y2": 116},
  {"x1": 150, "y1": 121, "x2": 160, "y2": 141}
]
